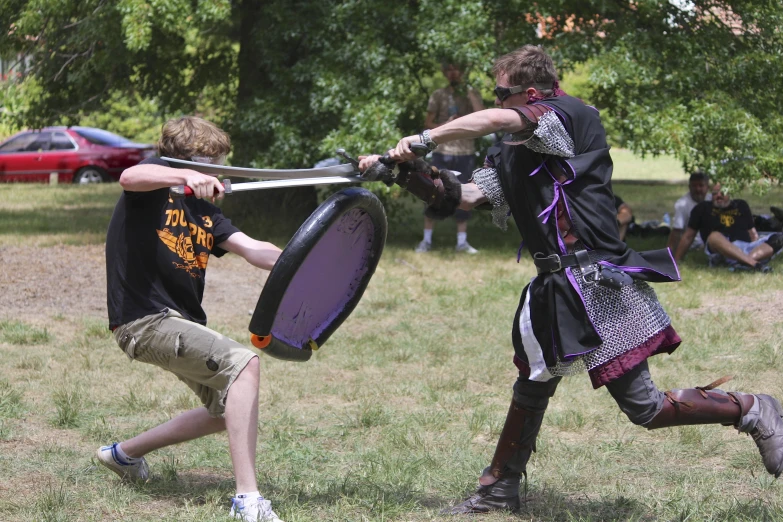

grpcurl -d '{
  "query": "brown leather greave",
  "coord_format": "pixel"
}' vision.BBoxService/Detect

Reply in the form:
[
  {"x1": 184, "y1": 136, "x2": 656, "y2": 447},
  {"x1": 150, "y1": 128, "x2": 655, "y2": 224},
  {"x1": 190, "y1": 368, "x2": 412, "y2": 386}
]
[
  {"x1": 479, "y1": 399, "x2": 544, "y2": 486},
  {"x1": 645, "y1": 376, "x2": 754, "y2": 430}
]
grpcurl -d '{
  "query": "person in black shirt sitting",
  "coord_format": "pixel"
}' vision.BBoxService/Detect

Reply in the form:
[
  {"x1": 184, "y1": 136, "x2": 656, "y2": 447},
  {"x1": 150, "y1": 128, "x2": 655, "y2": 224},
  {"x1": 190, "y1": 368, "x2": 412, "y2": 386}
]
[{"x1": 675, "y1": 183, "x2": 783, "y2": 271}]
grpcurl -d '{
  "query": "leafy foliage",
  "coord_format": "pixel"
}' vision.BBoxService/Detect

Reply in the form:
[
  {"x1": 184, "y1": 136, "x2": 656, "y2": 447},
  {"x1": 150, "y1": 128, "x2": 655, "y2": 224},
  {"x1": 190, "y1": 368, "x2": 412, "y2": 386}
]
[{"x1": 1, "y1": 0, "x2": 782, "y2": 191}]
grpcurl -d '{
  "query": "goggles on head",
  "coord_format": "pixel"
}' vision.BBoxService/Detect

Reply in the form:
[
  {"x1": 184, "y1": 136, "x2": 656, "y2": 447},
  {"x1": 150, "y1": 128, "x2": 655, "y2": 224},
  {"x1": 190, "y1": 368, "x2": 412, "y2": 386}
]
[{"x1": 493, "y1": 85, "x2": 524, "y2": 102}]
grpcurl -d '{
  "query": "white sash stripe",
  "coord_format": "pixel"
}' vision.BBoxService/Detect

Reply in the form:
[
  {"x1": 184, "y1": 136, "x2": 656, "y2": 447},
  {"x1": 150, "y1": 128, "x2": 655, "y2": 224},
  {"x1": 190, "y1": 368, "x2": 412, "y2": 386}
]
[{"x1": 519, "y1": 278, "x2": 555, "y2": 382}]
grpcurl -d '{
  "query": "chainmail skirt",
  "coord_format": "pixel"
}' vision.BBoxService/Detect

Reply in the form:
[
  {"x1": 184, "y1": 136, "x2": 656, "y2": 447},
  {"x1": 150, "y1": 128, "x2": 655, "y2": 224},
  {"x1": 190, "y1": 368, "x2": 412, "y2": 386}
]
[{"x1": 548, "y1": 254, "x2": 672, "y2": 377}]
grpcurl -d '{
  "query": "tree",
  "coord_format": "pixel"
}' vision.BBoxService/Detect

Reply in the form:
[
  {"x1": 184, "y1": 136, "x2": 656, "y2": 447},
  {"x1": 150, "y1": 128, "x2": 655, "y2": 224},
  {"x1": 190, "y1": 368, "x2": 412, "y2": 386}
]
[{"x1": 2, "y1": 0, "x2": 781, "y2": 201}]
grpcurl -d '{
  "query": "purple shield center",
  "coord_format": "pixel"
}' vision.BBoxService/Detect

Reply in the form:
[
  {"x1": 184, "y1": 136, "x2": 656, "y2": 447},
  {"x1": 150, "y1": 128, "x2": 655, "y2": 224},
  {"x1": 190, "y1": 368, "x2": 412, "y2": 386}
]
[{"x1": 271, "y1": 208, "x2": 374, "y2": 348}]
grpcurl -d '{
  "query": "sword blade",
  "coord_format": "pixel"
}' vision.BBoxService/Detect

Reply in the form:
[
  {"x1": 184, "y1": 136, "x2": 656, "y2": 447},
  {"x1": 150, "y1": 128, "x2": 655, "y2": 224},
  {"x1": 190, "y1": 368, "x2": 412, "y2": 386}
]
[
  {"x1": 228, "y1": 176, "x2": 365, "y2": 191},
  {"x1": 161, "y1": 157, "x2": 357, "y2": 180}
]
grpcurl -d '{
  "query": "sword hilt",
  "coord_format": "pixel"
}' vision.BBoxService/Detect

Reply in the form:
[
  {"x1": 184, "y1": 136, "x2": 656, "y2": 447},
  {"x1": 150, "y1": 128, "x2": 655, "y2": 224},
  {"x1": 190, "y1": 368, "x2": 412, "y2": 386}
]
[
  {"x1": 170, "y1": 179, "x2": 233, "y2": 199},
  {"x1": 335, "y1": 148, "x2": 360, "y2": 169}
]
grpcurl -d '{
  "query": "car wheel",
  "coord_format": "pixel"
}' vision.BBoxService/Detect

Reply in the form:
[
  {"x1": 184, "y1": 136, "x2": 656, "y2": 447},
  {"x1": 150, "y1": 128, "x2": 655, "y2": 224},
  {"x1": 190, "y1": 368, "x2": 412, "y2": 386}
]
[{"x1": 73, "y1": 166, "x2": 108, "y2": 184}]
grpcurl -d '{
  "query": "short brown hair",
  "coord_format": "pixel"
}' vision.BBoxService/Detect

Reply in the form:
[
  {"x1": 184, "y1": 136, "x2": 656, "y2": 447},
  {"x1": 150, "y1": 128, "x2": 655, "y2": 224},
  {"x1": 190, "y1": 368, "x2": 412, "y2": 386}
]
[
  {"x1": 157, "y1": 116, "x2": 231, "y2": 160},
  {"x1": 492, "y1": 45, "x2": 559, "y2": 95}
]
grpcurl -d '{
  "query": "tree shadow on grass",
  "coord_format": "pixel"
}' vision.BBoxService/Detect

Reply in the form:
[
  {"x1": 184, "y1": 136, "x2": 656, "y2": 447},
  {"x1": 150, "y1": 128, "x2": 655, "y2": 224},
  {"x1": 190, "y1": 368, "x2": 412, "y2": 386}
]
[{"x1": 113, "y1": 470, "x2": 783, "y2": 521}]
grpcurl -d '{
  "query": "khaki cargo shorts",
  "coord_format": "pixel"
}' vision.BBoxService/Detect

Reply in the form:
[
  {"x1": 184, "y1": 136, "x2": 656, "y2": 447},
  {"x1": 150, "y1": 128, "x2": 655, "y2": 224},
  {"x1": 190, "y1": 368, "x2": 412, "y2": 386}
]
[{"x1": 113, "y1": 309, "x2": 256, "y2": 417}]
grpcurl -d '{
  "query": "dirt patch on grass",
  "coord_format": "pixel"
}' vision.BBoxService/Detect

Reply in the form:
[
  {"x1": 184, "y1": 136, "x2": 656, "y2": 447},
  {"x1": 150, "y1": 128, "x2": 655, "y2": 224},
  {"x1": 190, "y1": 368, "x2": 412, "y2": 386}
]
[{"x1": 0, "y1": 245, "x2": 268, "y2": 327}]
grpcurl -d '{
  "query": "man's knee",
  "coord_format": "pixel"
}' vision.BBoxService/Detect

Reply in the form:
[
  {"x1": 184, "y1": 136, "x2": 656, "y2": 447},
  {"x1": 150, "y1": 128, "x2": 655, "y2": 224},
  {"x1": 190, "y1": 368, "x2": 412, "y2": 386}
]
[
  {"x1": 513, "y1": 376, "x2": 560, "y2": 412},
  {"x1": 236, "y1": 355, "x2": 259, "y2": 382},
  {"x1": 605, "y1": 364, "x2": 665, "y2": 426}
]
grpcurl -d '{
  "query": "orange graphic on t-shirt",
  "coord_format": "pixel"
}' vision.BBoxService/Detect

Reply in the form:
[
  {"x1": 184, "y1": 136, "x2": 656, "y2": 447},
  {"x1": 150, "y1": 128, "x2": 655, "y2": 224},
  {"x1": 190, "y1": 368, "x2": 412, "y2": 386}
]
[
  {"x1": 720, "y1": 214, "x2": 735, "y2": 227},
  {"x1": 157, "y1": 228, "x2": 209, "y2": 276}
]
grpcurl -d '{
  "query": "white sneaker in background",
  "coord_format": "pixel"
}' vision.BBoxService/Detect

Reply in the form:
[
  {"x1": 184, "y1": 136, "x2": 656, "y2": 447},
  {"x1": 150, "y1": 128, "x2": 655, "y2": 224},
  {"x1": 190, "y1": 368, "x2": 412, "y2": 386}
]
[
  {"x1": 414, "y1": 240, "x2": 432, "y2": 253},
  {"x1": 455, "y1": 242, "x2": 479, "y2": 254}
]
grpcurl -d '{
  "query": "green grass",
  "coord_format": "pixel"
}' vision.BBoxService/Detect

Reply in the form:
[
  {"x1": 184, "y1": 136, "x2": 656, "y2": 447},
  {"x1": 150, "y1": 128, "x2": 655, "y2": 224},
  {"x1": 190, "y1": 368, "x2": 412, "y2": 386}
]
[
  {"x1": 611, "y1": 148, "x2": 686, "y2": 182},
  {"x1": 1, "y1": 180, "x2": 783, "y2": 520}
]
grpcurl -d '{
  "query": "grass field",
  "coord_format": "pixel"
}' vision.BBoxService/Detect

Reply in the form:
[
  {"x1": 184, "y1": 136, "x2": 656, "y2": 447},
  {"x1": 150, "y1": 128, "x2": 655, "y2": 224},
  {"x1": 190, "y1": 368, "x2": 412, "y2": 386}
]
[
  {"x1": 610, "y1": 149, "x2": 686, "y2": 182},
  {"x1": 1, "y1": 180, "x2": 783, "y2": 521}
]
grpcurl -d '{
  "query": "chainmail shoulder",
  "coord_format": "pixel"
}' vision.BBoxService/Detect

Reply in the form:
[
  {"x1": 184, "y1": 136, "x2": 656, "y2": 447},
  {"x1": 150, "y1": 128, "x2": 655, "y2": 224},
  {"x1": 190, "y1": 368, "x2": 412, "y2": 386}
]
[
  {"x1": 524, "y1": 111, "x2": 575, "y2": 158},
  {"x1": 471, "y1": 167, "x2": 509, "y2": 231},
  {"x1": 547, "y1": 250, "x2": 672, "y2": 377}
]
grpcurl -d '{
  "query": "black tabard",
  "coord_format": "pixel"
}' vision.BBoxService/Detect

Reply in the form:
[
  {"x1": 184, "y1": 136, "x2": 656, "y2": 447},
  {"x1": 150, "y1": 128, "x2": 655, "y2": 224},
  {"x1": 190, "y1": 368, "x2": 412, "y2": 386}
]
[{"x1": 494, "y1": 95, "x2": 680, "y2": 362}]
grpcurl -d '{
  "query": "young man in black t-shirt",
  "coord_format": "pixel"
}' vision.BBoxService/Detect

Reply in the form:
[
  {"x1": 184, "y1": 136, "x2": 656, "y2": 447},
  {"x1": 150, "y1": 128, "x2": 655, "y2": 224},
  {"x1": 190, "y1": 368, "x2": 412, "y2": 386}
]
[
  {"x1": 100, "y1": 117, "x2": 284, "y2": 522},
  {"x1": 675, "y1": 184, "x2": 783, "y2": 271}
]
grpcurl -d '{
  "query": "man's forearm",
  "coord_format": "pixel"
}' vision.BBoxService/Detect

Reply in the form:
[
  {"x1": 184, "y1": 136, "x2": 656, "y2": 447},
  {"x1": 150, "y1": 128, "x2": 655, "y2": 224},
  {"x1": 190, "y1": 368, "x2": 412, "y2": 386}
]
[
  {"x1": 429, "y1": 109, "x2": 523, "y2": 144},
  {"x1": 459, "y1": 182, "x2": 488, "y2": 210},
  {"x1": 674, "y1": 236, "x2": 693, "y2": 261},
  {"x1": 667, "y1": 229, "x2": 683, "y2": 252},
  {"x1": 120, "y1": 164, "x2": 191, "y2": 192}
]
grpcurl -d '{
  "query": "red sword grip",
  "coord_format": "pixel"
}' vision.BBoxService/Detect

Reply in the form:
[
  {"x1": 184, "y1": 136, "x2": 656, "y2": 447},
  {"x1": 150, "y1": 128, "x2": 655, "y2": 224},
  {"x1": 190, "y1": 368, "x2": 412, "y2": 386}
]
[{"x1": 170, "y1": 179, "x2": 233, "y2": 199}]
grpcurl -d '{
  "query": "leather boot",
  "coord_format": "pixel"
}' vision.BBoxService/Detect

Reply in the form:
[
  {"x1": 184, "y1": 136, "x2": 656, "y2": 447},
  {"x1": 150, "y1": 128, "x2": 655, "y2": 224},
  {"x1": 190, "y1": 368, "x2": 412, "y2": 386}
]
[
  {"x1": 443, "y1": 399, "x2": 544, "y2": 514},
  {"x1": 646, "y1": 377, "x2": 783, "y2": 477}
]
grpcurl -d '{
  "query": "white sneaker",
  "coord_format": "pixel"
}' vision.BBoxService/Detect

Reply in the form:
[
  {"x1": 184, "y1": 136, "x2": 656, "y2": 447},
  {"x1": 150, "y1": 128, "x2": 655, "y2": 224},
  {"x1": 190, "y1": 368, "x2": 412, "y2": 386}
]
[
  {"x1": 96, "y1": 443, "x2": 149, "y2": 482},
  {"x1": 415, "y1": 240, "x2": 432, "y2": 253},
  {"x1": 230, "y1": 495, "x2": 283, "y2": 522},
  {"x1": 455, "y1": 242, "x2": 479, "y2": 254}
]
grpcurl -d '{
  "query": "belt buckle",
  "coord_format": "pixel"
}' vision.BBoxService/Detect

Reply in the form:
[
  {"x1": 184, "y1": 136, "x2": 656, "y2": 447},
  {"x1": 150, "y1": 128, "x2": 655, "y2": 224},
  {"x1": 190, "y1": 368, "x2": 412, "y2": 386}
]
[{"x1": 535, "y1": 253, "x2": 562, "y2": 273}]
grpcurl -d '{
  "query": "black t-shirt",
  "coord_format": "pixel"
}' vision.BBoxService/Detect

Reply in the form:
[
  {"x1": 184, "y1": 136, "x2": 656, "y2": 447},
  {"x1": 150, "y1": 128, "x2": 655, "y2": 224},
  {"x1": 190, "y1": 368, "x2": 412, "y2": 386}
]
[
  {"x1": 106, "y1": 157, "x2": 240, "y2": 329},
  {"x1": 688, "y1": 199, "x2": 754, "y2": 243}
]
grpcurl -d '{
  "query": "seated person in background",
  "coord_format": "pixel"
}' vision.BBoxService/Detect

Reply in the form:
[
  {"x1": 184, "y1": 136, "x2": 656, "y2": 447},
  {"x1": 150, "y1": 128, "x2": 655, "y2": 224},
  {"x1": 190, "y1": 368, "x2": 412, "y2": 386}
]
[
  {"x1": 675, "y1": 183, "x2": 783, "y2": 271},
  {"x1": 614, "y1": 194, "x2": 634, "y2": 241},
  {"x1": 667, "y1": 170, "x2": 711, "y2": 252}
]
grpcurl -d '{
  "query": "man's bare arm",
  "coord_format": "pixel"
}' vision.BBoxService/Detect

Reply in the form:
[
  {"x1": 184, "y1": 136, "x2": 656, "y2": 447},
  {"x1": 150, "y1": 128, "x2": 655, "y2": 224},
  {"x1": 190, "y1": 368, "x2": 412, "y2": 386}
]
[
  {"x1": 458, "y1": 182, "x2": 488, "y2": 210},
  {"x1": 391, "y1": 109, "x2": 526, "y2": 160},
  {"x1": 674, "y1": 228, "x2": 698, "y2": 261},
  {"x1": 667, "y1": 229, "x2": 684, "y2": 252},
  {"x1": 749, "y1": 227, "x2": 759, "y2": 242},
  {"x1": 120, "y1": 163, "x2": 224, "y2": 199},
  {"x1": 218, "y1": 232, "x2": 282, "y2": 271}
]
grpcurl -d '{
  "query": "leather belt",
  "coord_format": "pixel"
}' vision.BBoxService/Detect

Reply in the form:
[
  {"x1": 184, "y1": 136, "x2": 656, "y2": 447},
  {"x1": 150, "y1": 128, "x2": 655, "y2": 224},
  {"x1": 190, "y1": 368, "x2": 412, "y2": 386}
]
[{"x1": 533, "y1": 250, "x2": 593, "y2": 275}]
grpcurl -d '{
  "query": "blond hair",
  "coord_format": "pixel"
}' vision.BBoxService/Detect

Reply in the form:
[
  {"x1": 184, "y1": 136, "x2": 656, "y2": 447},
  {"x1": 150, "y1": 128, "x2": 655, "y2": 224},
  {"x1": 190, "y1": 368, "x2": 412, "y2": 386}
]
[
  {"x1": 492, "y1": 45, "x2": 559, "y2": 95},
  {"x1": 157, "y1": 117, "x2": 231, "y2": 160}
]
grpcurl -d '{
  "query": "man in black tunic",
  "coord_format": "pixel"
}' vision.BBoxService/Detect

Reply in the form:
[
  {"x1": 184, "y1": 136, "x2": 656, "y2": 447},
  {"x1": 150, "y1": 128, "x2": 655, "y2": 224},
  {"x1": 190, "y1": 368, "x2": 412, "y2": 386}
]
[{"x1": 359, "y1": 45, "x2": 783, "y2": 514}]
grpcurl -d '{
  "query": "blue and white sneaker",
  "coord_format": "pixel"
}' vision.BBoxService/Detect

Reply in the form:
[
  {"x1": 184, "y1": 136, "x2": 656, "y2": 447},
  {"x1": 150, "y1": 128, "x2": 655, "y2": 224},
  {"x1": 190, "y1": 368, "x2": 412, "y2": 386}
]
[
  {"x1": 230, "y1": 495, "x2": 283, "y2": 521},
  {"x1": 96, "y1": 443, "x2": 149, "y2": 482}
]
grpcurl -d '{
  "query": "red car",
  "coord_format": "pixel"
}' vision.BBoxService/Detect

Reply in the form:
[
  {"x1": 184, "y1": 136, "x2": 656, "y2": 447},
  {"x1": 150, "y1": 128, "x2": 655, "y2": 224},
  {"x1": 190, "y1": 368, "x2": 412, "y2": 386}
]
[{"x1": 0, "y1": 126, "x2": 156, "y2": 183}]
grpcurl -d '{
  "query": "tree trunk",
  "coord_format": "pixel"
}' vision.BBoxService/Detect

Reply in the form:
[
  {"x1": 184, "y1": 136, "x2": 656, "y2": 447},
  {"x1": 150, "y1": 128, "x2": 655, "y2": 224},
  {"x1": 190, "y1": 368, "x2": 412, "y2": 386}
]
[{"x1": 229, "y1": 0, "x2": 317, "y2": 237}]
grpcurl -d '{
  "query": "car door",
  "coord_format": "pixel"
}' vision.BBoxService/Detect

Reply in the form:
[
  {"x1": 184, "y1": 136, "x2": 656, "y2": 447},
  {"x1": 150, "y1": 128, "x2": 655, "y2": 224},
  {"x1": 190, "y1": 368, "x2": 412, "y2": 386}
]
[
  {"x1": 46, "y1": 131, "x2": 80, "y2": 182},
  {"x1": 0, "y1": 131, "x2": 52, "y2": 182}
]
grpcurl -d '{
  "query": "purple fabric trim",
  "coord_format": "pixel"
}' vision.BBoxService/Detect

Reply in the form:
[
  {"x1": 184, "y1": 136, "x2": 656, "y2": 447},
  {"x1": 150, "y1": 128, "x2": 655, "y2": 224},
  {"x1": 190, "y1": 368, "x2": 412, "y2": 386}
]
[
  {"x1": 528, "y1": 160, "x2": 546, "y2": 177},
  {"x1": 586, "y1": 105, "x2": 599, "y2": 113},
  {"x1": 667, "y1": 247, "x2": 682, "y2": 280},
  {"x1": 559, "y1": 176, "x2": 580, "y2": 247},
  {"x1": 564, "y1": 159, "x2": 577, "y2": 178},
  {"x1": 588, "y1": 325, "x2": 681, "y2": 389},
  {"x1": 537, "y1": 102, "x2": 568, "y2": 127},
  {"x1": 597, "y1": 260, "x2": 679, "y2": 281},
  {"x1": 517, "y1": 241, "x2": 525, "y2": 262},
  {"x1": 537, "y1": 168, "x2": 574, "y2": 224}
]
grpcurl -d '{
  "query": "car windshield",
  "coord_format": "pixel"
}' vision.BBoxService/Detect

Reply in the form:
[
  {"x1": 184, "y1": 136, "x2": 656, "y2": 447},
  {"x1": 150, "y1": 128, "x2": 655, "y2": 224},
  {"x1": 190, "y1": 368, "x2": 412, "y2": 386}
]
[{"x1": 73, "y1": 128, "x2": 132, "y2": 146}]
